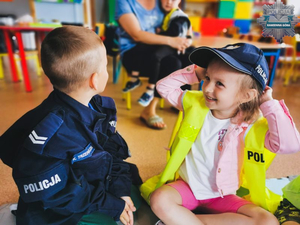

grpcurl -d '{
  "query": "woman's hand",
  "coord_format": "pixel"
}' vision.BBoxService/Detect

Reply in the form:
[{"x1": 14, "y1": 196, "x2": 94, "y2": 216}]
[
  {"x1": 169, "y1": 36, "x2": 191, "y2": 52},
  {"x1": 260, "y1": 86, "x2": 273, "y2": 104}
]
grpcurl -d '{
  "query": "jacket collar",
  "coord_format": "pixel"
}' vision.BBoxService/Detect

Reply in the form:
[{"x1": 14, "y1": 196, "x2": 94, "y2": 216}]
[{"x1": 51, "y1": 89, "x2": 106, "y2": 125}]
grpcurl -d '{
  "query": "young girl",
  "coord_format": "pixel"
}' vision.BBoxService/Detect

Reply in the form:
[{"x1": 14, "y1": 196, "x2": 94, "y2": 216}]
[{"x1": 149, "y1": 43, "x2": 300, "y2": 225}]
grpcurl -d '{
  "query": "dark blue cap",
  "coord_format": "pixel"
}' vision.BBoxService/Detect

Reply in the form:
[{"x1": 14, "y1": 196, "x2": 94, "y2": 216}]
[{"x1": 189, "y1": 43, "x2": 269, "y2": 89}]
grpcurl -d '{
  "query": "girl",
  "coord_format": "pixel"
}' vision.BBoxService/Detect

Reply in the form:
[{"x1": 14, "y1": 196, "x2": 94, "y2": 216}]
[{"x1": 149, "y1": 43, "x2": 300, "y2": 225}]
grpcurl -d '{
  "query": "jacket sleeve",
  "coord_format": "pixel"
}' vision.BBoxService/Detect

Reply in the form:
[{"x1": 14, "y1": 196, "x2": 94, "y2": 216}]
[
  {"x1": 14, "y1": 150, "x2": 126, "y2": 222},
  {"x1": 103, "y1": 132, "x2": 132, "y2": 198},
  {"x1": 108, "y1": 156, "x2": 132, "y2": 198},
  {"x1": 156, "y1": 65, "x2": 199, "y2": 111},
  {"x1": 261, "y1": 99, "x2": 300, "y2": 154}
]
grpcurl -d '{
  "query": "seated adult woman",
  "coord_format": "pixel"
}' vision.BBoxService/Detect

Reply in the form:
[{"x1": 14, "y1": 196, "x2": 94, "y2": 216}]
[{"x1": 116, "y1": 0, "x2": 191, "y2": 129}]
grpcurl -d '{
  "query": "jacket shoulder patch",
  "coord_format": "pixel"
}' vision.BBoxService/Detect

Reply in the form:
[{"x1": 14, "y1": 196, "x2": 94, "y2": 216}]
[{"x1": 24, "y1": 112, "x2": 63, "y2": 154}]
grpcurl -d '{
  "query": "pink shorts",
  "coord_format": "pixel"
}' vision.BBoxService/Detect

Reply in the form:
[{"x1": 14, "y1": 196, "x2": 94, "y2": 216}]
[{"x1": 167, "y1": 180, "x2": 252, "y2": 213}]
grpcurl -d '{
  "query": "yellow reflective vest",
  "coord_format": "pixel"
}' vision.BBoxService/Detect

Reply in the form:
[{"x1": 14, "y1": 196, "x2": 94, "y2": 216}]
[{"x1": 140, "y1": 91, "x2": 282, "y2": 213}]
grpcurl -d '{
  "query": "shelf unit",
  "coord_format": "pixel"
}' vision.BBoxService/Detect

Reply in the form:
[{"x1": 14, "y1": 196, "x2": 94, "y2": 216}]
[
  {"x1": 28, "y1": 0, "x2": 93, "y2": 28},
  {"x1": 182, "y1": 0, "x2": 256, "y2": 35}
]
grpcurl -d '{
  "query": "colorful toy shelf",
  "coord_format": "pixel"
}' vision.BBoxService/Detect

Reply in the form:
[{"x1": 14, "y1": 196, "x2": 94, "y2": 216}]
[
  {"x1": 184, "y1": 0, "x2": 256, "y2": 35},
  {"x1": 35, "y1": 0, "x2": 82, "y2": 3}
]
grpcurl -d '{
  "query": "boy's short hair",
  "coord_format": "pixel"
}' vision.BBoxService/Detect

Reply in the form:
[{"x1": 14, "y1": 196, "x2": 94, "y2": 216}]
[{"x1": 41, "y1": 26, "x2": 104, "y2": 93}]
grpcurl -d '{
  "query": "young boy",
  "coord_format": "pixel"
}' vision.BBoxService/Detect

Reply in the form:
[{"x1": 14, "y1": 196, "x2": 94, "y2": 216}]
[{"x1": 0, "y1": 26, "x2": 137, "y2": 225}]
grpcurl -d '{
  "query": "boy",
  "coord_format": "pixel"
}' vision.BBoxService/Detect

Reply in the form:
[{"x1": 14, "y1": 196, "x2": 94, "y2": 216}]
[{"x1": 0, "y1": 26, "x2": 136, "y2": 225}]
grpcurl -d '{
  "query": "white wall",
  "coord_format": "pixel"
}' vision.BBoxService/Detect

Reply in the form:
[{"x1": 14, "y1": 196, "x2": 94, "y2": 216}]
[
  {"x1": 0, "y1": 0, "x2": 30, "y2": 20},
  {"x1": 287, "y1": 0, "x2": 300, "y2": 16},
  {"x1": 35, "y1": 2, "x2": 83, "y2": 24}
]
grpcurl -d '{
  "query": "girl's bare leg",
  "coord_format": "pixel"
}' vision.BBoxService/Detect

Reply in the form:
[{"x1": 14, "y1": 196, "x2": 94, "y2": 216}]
[
  {"x1": 196, "y1": 203, "x2": 278, "y2": 225},
  {"x1": 150, "y1": 185, "x2": 204, "y2": 225},
  {"x1": 151, "y1": 186, "x2": 278, "y2": 225}
]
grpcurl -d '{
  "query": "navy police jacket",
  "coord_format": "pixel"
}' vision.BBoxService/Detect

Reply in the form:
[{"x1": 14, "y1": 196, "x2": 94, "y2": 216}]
[{"x1": 0, "y1": 89, "x2": 132, "y2": 224}]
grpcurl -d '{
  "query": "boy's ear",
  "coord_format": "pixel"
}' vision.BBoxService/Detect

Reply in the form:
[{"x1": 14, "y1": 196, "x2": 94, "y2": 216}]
[
  {"x1": 89, "y1": 72, "x2": 98, "y2": 90},
  {"x1": 240, "y1": 89, "x2": 258, "y2": 104}
]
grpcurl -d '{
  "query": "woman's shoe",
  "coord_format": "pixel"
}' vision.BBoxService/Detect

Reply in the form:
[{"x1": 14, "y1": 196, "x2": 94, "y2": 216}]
[
  {"x1": 122, "y1": 79, "x2": 142, "y2": 93},
  {"x1": 138, "y1": 92, "x2": 154, "y2": 107}
]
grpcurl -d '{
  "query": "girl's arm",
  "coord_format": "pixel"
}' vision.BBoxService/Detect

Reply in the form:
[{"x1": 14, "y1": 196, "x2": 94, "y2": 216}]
[
  {"x1": 260, "y1": 87, "x2": 300, "y2": 154},
  {"x1": 118, "y1": 13, "x2": 190, "y2": 51},
  {"x1": 156, "y1": 65, "x2": 205, "y2": 110}
]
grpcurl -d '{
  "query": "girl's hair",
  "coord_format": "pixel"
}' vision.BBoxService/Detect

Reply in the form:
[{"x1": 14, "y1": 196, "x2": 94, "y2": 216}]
[{"x1": 238, "y1": 75, "x2": 264, "y2": 122}]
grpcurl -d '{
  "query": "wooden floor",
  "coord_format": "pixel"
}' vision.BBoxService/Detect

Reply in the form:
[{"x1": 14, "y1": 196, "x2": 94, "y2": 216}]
[{"x1": 0, "y1": 56, "x2": 300, "y2": 206}]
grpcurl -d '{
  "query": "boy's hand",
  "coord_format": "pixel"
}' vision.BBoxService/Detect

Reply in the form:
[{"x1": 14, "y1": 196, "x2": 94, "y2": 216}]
[
  {"x1": 121, "y1": 196, "x2": 136, "y2": 212},
  {"x1": 260, "y1": 86, "x2": 273, "y2": 104},
  {"x1": 120, "y1": 196, "x2": 136, "y2": 225},
  {"x1": 120, "y1": 203, "x2": 132, "y2": 225}
]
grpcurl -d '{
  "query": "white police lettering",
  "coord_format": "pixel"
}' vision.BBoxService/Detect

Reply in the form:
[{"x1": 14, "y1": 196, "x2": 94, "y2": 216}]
[
  {"x1": 109, "y1": 120, "x2": 117, "y2": 127},
  {"x1": 255, "y1": 65, "x2": 268, "y2": 84},
  {"x1": 23, "y1": 174, "x2": 61, "y2": 194},
  {"x1": 77, "y1": 146, "x2": 93, "y2": 159},
  {"x1": 224, "y1": 45, "x2": 240, "y2": 50}
]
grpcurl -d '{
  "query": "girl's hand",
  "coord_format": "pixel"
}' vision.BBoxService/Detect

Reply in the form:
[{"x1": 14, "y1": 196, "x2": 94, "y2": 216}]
[
  {"x1": 260, "y1": 86, "x2": 273, "y2": 104},
  {"x1": 195, "y1": 67, "x2": 206, "y2": 82}
]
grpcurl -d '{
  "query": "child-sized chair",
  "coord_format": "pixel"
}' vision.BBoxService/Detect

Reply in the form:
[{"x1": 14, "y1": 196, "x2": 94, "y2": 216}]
[
  {"x1": 0, "y1": 51, "x2": 41, "y2": 80},
  {"x1": 279, "y1": 35, "x2": 300, "y2": 86},
  {"x1": 0, "y1": 53, "x2": 7, "y2": 79},
  {"x1": 121, "y1": 66, "x2": 164, "y2": 110},
  {"x1": 0, "y1": 53, "x2": 22, "y2": 80},
  {"x1": 15, "y1": 50, "x2": 41, "y2": 77}
]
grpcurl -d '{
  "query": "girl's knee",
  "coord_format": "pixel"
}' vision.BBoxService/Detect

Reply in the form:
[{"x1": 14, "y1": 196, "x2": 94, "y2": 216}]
[
  {"x1": 240, "y1": 205, "x2": 279, "y2": 225},
  {"x1": 150, "y1": 187, "x2": 168, "y2": 212},
  {"x1": 254, "y1": 210, "x2": 279, "y2": 225},
  {"x1": 150, "y1": 186, "x2": 181, "y2": 214}
]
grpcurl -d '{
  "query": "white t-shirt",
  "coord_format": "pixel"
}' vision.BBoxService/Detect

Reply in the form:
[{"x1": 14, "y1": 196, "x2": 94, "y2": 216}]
[{"x1": 178, "y1": 110, "x2": 231, "y2": 200}]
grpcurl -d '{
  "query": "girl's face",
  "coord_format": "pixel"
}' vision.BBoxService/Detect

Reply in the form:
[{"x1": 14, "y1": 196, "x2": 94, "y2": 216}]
[
  {"x1": 161, "y1": 0, "x2": 181, "y2": 12},
  {"x1": 202, "y1": 60, "x2": 246, "y2": 120}
]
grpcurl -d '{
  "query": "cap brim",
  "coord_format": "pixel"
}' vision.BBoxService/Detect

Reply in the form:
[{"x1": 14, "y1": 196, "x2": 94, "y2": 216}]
[{"x1": 189, "y1": 47, "x2": 252, "y2": 76}]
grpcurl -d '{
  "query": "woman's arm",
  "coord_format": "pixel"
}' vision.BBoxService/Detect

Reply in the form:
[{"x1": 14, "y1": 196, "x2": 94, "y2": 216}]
[
  {"x1": 118, "y1": 13, "x2": 190, "y2": 51},
  {"x1": 156, "y1": 65, "x2": 204, "y2": 110},
  {"x1": 186, "y1": 25, "x2": 193, "y2": 47}
]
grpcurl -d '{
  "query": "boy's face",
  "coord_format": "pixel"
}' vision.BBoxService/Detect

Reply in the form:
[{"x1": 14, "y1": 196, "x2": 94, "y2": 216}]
[
  {"x1": 161, "y1": 0, "x2": 181, "y2": 12},
  {"x1": 201, "y1": 59, "x2": 245, "y2": 120},
  {"x1": 96, "y1": 44, "x2": 109, "y2": 93}
]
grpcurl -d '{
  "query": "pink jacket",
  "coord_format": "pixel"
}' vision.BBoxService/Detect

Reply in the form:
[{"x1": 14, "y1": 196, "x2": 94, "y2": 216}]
[{"x1": 157, "y1": 65, "x2": 300, "y2": 196}]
